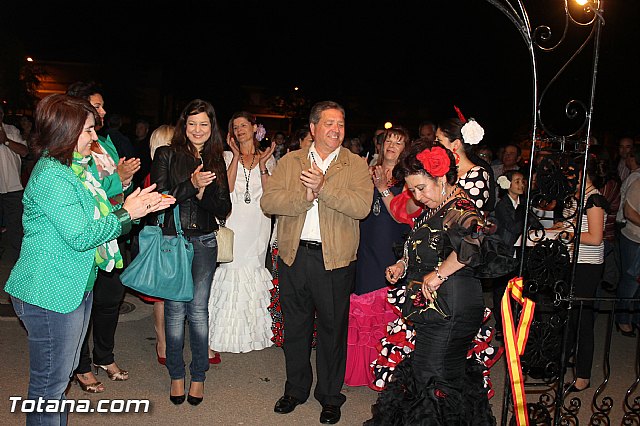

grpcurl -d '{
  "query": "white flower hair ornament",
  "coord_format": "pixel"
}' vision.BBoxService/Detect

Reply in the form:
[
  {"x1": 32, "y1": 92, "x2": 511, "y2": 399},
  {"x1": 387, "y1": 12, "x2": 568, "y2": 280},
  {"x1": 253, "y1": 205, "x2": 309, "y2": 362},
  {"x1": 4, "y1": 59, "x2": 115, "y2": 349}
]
[
  {"x1": 461, "y1": 119, "x2": 485, "y2": 146},
  {"x1": 497, "y1": 175, "x2": 511, "y2": 190},
  {"x1": 255, "y1": 124, "x2": 266, "y2": 141}
]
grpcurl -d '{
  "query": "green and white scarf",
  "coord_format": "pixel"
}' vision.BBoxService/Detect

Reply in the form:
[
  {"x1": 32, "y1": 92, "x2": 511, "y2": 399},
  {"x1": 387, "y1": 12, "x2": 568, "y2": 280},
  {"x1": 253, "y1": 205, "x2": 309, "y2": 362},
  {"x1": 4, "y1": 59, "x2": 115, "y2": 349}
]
[{"x1": 70, "y1": 152, "x2": 123, "y2": 271}]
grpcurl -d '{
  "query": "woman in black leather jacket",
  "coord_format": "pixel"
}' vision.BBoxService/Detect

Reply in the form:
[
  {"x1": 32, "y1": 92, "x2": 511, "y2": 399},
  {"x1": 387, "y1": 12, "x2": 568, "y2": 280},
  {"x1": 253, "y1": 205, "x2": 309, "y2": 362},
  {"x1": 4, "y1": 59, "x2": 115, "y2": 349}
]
[{"x1": 150, "y1": 99, "x2": 231, "y2": 406}]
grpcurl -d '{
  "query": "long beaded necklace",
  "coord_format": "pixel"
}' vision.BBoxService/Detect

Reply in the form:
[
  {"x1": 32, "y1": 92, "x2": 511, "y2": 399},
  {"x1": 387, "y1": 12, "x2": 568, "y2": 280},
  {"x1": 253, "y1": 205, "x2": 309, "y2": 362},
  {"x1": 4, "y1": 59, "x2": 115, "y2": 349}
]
[
  {"x1": 309, "y1": 151, "x2": 336, "y2": 175},
  {"x1": 239, "y1": 152, "x2": 257, "y2": 204}
]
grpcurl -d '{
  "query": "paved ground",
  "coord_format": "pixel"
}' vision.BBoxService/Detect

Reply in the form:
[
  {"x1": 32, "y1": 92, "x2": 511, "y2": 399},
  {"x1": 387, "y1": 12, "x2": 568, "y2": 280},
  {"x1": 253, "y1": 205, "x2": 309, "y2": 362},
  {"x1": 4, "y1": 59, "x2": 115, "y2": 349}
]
[{"x1": 0, "y1": 235, "x2": 637, "y2": 425}]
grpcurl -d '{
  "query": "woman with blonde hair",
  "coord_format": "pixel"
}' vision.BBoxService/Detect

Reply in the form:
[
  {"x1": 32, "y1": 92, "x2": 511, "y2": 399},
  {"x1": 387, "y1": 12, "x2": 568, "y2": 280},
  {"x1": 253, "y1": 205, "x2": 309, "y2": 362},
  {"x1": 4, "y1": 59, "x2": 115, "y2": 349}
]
[
  {"x1": 149, "y1": 124, "x2": 175, "y2": 160},
  {"x1": 134, "y1": 123, "x2": 175, "y2": 365}
]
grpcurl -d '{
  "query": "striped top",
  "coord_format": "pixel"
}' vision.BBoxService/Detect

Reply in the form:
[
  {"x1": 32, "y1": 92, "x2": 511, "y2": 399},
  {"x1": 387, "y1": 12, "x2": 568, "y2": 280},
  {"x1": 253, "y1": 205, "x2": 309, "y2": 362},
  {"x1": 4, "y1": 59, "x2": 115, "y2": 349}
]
[{"x1": 563, "y1": 188, "x2": 606, "y2": 264}]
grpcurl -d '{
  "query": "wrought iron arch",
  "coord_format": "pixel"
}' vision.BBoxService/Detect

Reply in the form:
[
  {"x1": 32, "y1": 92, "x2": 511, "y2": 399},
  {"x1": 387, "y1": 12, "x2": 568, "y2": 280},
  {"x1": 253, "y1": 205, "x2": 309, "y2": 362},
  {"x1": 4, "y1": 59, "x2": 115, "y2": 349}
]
[{"x1": 482, "y1": 1, "x2": 639, "y2": 424}]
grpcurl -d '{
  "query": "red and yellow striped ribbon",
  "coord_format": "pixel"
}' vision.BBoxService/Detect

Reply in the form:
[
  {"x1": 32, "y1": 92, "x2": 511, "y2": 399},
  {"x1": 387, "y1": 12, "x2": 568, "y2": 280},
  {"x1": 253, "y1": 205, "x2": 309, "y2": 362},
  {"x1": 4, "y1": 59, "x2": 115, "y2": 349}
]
[{"x1": 501, "y1": 276, "x2": 536, "y2": 426}]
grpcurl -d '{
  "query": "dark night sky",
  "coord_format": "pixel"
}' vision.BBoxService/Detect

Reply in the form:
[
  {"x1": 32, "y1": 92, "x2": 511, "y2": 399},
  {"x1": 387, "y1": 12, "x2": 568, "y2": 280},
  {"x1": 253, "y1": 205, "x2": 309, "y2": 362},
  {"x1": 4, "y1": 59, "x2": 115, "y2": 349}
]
[{"x1": 4, "y1": 1, "x2": 639, "y2": 145}]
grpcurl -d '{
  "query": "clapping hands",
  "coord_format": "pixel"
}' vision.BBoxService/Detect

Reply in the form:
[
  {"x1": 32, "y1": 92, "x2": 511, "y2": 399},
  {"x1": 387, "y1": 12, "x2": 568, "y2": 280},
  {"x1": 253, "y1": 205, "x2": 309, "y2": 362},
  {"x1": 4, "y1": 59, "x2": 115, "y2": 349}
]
[
  {"x1": 191, "y1": 164, "x2": 216, "y2": 189},
  {"x1": 301, "y1": 162, "x2": 325, "y2": 201},
  {"x1": 117, "y1": 157, "x2": 142, "y2": 187},
  {"x1": 259, "y1": 141, "x2": 276, "y2": 167},
  {"x1": 371, "y1": 165, "x2": 391, "y2": 192},
  {"x1": 123, "y1": 183, "x2": 176, "y2": 220}
]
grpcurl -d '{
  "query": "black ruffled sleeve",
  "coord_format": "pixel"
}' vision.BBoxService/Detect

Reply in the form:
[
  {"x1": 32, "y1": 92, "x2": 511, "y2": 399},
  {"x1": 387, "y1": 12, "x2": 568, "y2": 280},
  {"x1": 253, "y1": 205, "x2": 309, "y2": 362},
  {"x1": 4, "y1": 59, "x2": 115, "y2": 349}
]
[
  {"x1": 443, "y1": 198, "x2": 518, "y2": 278},
  {"x1": 585, "y1": 193, "x2": 609, "y2": 211}
]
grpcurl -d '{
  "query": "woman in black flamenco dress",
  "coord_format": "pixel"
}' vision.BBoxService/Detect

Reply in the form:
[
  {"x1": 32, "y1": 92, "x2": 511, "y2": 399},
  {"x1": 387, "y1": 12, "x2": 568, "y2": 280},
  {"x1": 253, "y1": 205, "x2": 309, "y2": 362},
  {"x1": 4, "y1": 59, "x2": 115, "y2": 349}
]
[{"x1": 365, "y1": 143, "x2": 515, "y2": 426}]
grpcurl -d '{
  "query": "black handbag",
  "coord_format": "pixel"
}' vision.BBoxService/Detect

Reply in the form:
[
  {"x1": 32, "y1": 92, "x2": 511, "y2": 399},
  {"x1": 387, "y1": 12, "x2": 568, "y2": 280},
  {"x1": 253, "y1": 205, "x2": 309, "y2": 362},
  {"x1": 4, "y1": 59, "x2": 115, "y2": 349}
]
[
  {"x1": 401, "y1": 280, "x2": 451, "y2": 324},
  {"x1": 120, "y1": 204, "x2": 194, "y2": 302}
]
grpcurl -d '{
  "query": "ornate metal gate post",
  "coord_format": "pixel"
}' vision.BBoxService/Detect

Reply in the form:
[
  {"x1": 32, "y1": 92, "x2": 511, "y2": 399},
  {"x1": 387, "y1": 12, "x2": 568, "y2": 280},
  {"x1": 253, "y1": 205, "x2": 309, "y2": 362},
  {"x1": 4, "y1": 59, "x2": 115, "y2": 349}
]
[{"x1": 482, "y1": 1, "x2": 619, "y2": 424}]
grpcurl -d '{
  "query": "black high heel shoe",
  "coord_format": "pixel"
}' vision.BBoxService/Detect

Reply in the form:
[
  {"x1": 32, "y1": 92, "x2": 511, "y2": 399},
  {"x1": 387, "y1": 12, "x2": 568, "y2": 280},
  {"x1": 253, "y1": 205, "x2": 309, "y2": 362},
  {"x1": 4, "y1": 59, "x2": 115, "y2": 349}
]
[
  {"x1": 565, "y1": 381, "x2": 590, "y2": 393},
  {"x1": 187, "y1": 382, "x2": 204, "y2": 406},
  {"x1": 170, "y1": 394, "x2": 186, "y2": 405},
  {"x1": 187, "y1": 394, "x2": 203, "y2": 406},
  {"x1": 170, "y1": 379, "x2": 185, "y2": 405},
  {"x1": 615, "y1": 323, "x2": 637, "y2": 338}
]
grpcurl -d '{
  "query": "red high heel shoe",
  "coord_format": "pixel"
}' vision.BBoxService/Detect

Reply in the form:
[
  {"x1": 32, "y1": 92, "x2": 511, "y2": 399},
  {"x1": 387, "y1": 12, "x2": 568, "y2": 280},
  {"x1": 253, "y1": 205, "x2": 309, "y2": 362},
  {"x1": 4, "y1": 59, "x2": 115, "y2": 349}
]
[
  {"x1": 157, "y1": 342, "x2": 166, "y2": 365},
  {"x1": 209, "y1": 352, "x2": 221, "y2": 364}
]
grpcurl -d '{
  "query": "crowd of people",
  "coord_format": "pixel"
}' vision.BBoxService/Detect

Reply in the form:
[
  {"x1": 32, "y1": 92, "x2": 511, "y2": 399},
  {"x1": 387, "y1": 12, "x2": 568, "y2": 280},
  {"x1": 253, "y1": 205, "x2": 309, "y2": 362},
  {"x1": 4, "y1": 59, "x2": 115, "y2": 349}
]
[{"x1": 2, "y1": 86, "x2": 640, "y2": 425}]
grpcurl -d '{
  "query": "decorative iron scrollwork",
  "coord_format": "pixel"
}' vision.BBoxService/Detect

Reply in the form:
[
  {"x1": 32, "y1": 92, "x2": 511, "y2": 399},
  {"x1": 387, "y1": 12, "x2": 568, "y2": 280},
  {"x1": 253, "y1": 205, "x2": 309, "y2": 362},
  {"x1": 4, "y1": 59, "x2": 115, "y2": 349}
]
[
  {"x1": 534, "y1": 154, "x2": 578, "y2": 203},
  {"x1": 526, "y1": 240, "x2": 570, "y2": 296}
]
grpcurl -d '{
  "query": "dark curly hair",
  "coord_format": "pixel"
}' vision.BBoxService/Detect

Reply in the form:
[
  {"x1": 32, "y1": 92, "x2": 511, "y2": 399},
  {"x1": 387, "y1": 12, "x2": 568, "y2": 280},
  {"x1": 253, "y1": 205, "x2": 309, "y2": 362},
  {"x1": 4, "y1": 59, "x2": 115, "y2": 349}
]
[
  {"x1": 498, "y1": 169, "x2": 526, "y2": 198},
  {"x1": 437, "y1": 117, "x2": 496, "y2": 211},
  {"x1": 393, "y1": 139, "x2": 458, "y2": 185},
  {"x1": 584, "y1": 154, "x2": 609, "y2": 189}
]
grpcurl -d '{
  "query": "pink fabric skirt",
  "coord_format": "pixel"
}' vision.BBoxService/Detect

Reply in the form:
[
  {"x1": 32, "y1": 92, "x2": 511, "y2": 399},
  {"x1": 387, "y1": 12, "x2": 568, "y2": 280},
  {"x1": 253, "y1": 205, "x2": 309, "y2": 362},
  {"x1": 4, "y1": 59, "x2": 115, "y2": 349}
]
[{"x1": 345, "y1": 287, "x2": 398, "y2": 388}]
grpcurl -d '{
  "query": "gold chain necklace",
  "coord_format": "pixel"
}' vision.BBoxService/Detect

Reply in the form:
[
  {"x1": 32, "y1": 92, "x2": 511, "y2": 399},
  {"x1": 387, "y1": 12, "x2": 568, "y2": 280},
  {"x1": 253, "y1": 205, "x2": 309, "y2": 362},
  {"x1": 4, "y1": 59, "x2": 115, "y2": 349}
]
[{"x1": 403, "y1": 186, "x2": 459, "y2": 261}]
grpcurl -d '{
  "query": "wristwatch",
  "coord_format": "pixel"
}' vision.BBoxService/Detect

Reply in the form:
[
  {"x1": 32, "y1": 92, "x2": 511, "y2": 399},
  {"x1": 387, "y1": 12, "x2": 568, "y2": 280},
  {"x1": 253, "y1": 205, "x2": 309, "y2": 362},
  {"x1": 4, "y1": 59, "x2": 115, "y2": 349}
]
[{"x1": 380, "y1": 189, "x2": 391, "y2": 197}]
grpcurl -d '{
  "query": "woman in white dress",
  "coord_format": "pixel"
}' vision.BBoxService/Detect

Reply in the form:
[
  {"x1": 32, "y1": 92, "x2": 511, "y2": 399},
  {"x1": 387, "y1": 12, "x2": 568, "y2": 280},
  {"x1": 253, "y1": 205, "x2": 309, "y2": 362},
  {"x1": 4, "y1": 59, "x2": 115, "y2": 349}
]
[{"x1": 208, "y1": 111, "x2": 276, "y2": 353}]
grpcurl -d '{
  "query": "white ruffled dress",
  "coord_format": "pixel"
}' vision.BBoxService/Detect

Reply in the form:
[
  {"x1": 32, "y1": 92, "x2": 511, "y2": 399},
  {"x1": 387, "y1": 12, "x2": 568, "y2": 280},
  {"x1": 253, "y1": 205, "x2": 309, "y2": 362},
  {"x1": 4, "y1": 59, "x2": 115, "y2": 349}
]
[{"x1": 207, "y1": 152, "x2": 275, "y2": 353}]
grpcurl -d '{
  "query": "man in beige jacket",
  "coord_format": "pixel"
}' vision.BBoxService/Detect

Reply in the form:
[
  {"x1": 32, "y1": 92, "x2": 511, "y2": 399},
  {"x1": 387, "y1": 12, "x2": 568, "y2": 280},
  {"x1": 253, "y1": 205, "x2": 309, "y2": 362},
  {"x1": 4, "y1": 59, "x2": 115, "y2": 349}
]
[{"x1": 261, "y1": 100, "x2": 372, "y2": 424}]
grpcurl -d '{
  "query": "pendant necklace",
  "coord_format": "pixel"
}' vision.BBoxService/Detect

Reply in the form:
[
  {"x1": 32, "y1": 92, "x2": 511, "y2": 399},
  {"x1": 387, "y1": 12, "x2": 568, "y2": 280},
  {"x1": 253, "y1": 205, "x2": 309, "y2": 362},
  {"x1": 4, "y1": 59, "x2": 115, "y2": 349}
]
[
  {"x1": 372, "y1": 197, "x2": 382, "y2": 216},
  {"x1": 239, "y1": 152, "x2": 257, "y2": 204},
  {"x1": 373, "y1": 187, "x2": 393, "y2": 216},
  {"x1": 373, "y1": 168, "x2": 395, "y2": 217}
]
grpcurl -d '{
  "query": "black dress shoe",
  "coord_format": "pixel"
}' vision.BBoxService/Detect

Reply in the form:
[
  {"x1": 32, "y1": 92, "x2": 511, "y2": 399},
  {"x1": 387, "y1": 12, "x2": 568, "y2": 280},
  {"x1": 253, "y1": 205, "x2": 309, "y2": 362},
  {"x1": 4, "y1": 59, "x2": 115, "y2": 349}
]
[
  {"x1": 320, "y1": 404, "x2": 341, "y2": 424},
  {"x1": 564, "y1": 382, "x2": 590, "y2": 393},
  {"x1": 274, "y1": 395, "x2": 304, "y2": 414},
  {"x1": 169, "y1": 394, "x2": 185, "y2": 405},
  {"x1": 615, "y1": 323, "x2": 637, "y2": 338},
  {"x1": 187, "y1": 394, "x2": 203, "y2": 406}
]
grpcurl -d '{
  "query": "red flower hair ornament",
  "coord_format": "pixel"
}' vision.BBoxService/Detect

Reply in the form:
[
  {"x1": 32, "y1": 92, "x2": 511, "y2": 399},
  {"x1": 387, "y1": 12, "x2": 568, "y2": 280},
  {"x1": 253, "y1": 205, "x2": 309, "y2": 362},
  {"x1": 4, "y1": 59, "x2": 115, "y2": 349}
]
[{"x1": 416, "y1": 146, "x2": 451, "y2": 177}]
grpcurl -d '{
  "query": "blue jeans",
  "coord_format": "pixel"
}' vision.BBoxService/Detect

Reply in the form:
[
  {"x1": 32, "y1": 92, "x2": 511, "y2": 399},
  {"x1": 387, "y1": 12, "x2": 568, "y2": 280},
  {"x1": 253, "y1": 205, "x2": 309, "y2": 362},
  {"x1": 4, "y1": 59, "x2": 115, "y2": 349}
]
[
  {"x1": 165, "y1": 232, "x2": 217, "y2": 383},
  {"x1": 616, "y1": 234, "x2": 640, "y2": 325},
  {"x1": 11, "y1": 292, "x2": 93, "y2": 426}
]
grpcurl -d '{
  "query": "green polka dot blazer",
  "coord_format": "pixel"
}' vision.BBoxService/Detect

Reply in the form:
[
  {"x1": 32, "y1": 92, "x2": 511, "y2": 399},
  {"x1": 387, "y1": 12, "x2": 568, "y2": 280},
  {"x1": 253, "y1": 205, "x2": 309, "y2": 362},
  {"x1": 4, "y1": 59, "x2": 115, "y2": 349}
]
[{"x1": 4, "y1": 156, "x2": 125, "y2": 314}]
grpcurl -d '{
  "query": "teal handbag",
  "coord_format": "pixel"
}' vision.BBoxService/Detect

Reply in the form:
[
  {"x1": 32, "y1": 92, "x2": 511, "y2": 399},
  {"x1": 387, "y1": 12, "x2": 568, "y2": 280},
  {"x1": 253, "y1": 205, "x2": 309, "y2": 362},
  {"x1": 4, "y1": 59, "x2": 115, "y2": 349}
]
[{"x1": 120, "y1": 204, "x2": 194, "y2": 302}]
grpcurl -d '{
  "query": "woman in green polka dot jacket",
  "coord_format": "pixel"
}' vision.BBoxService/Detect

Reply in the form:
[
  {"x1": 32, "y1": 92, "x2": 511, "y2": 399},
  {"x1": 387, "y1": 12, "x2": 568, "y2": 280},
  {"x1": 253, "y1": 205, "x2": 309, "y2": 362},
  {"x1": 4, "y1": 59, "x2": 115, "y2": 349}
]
[{"x1": 4, "y1": 94, "x2": 175, "y2": 426}]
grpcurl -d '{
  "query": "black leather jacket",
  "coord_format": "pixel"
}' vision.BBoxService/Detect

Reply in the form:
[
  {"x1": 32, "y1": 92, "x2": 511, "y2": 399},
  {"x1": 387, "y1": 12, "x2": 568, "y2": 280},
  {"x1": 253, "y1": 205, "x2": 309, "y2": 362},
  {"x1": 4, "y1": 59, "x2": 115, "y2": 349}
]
[{"x1": 150, "y1": 146, "x2": 231, "y2": 236}]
